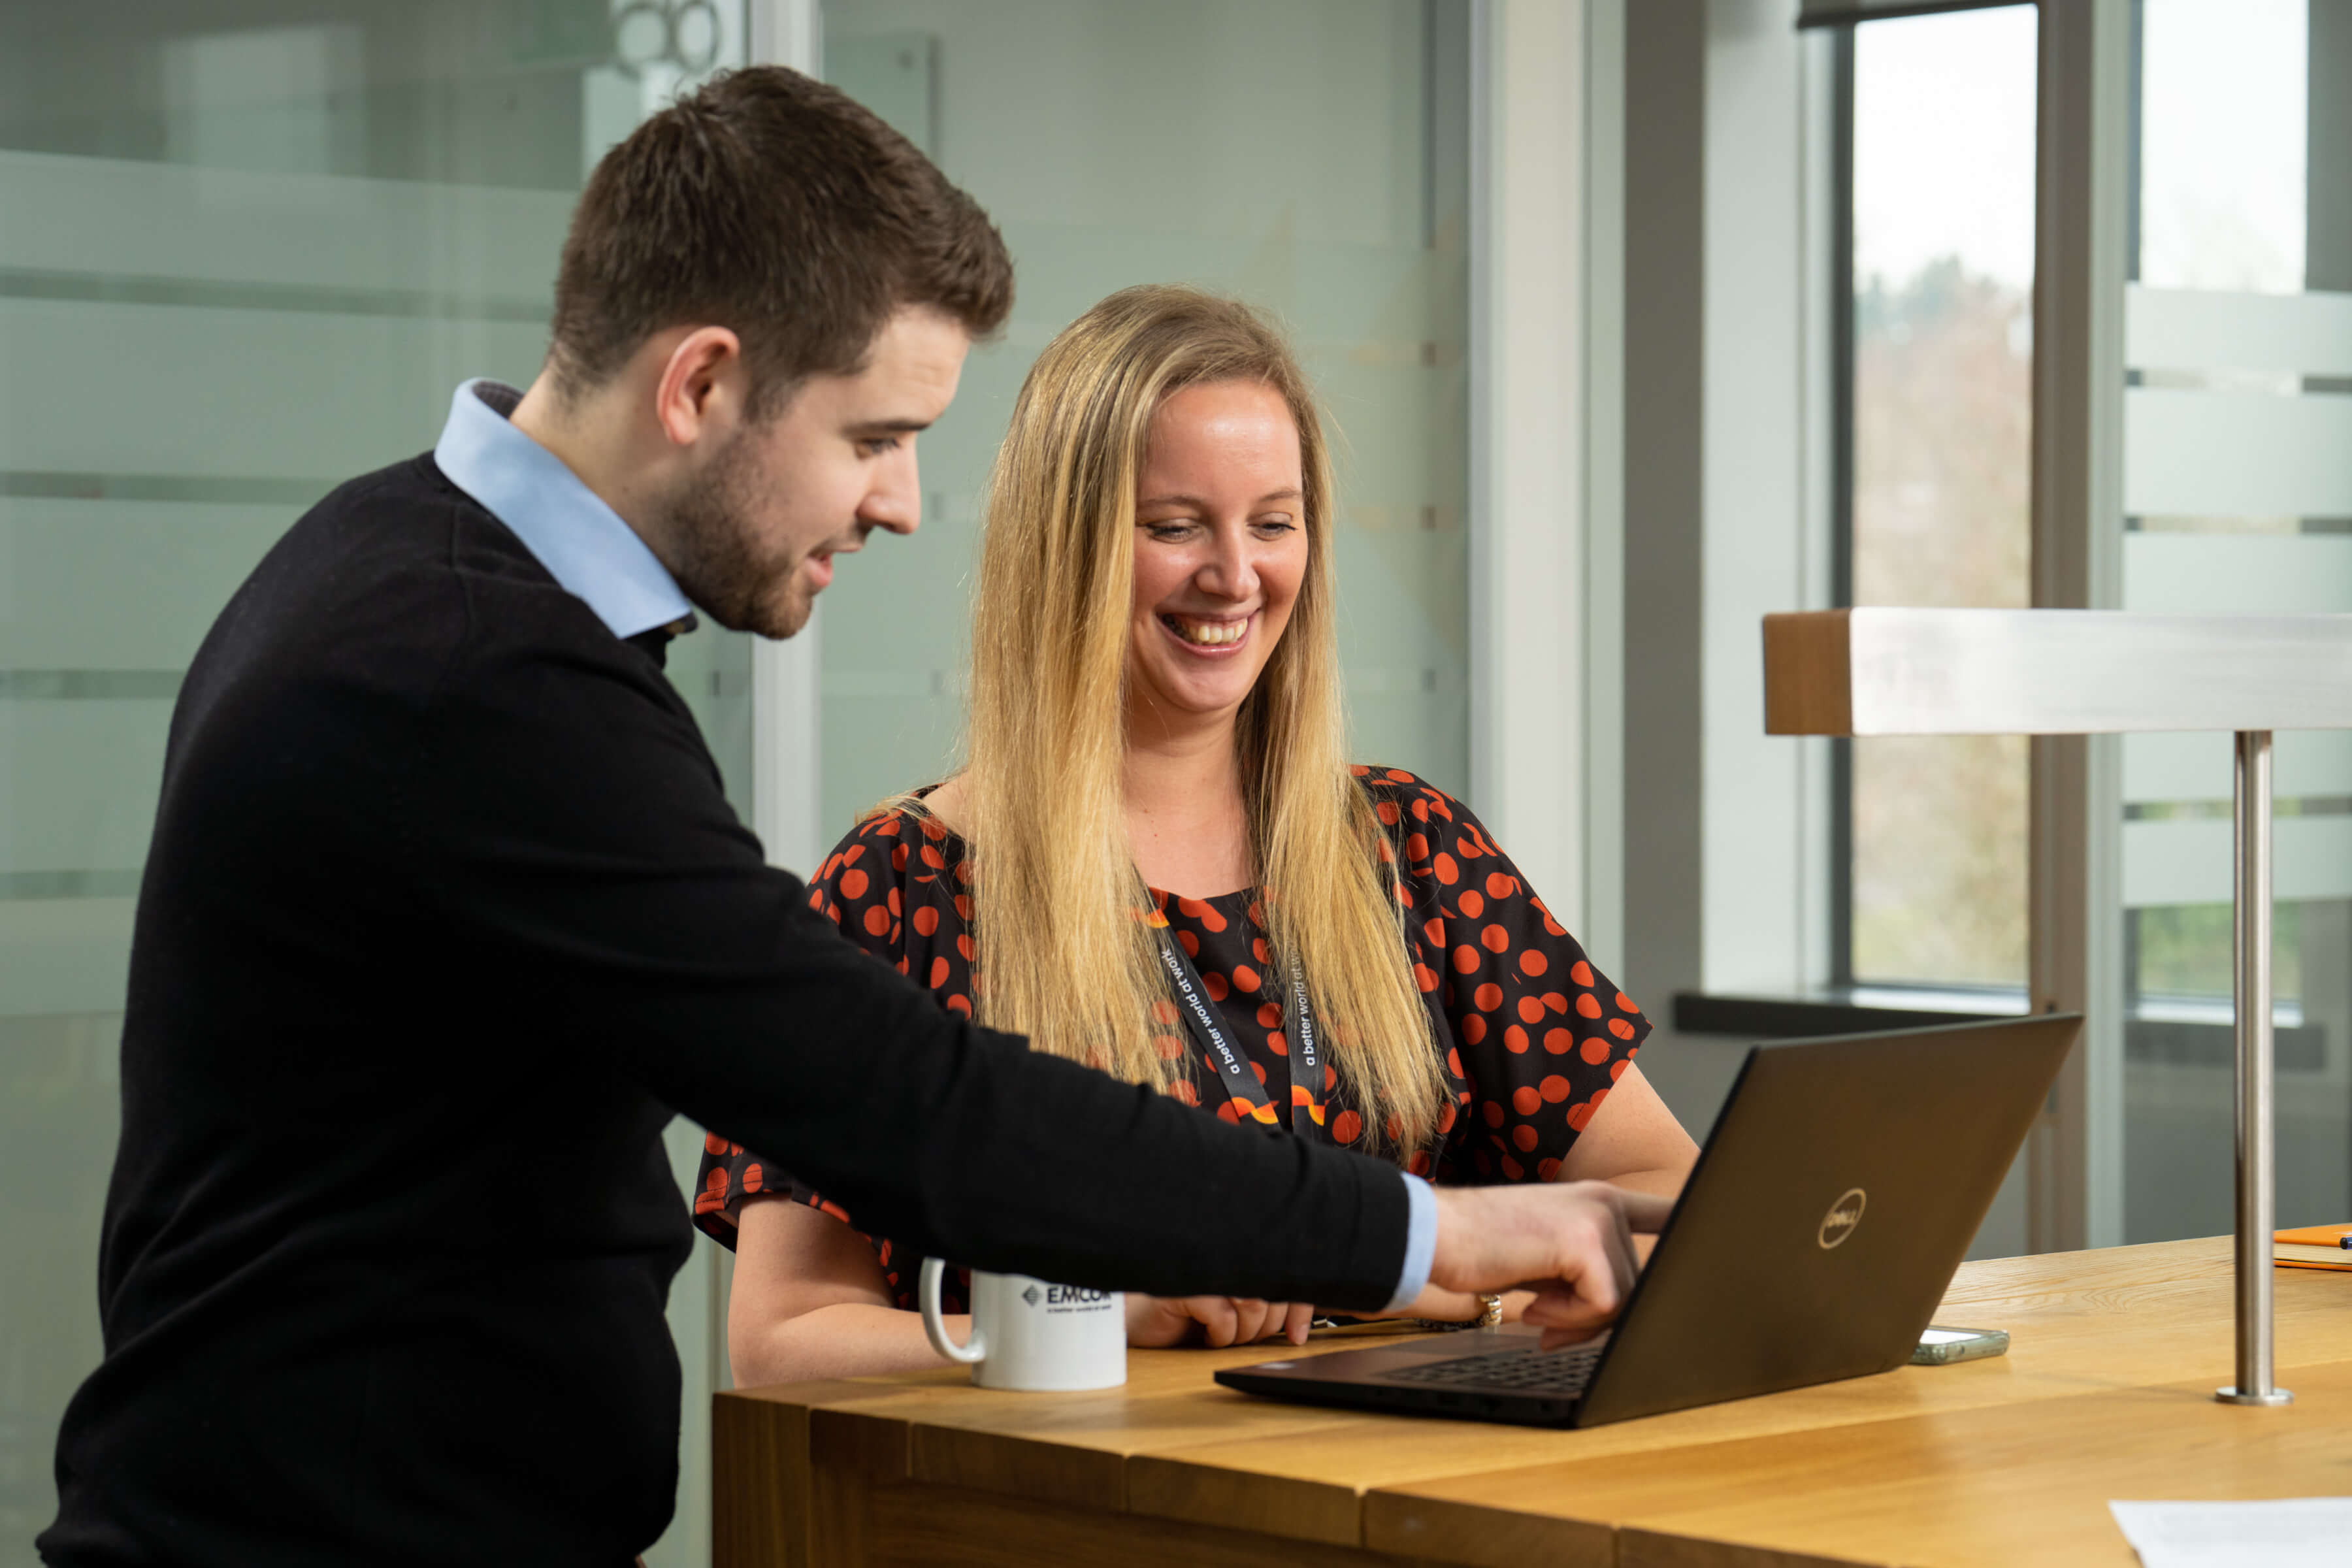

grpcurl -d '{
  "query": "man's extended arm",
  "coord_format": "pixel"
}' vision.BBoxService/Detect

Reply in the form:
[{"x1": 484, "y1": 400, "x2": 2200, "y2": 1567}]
[{"x1": 419, "y1": 623, "x2": 1659, "y2": 1313}]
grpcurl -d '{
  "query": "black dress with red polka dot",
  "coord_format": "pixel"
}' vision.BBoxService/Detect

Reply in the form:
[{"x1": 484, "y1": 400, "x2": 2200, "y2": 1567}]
[{"x1": 692, "y1": 766, "x2": 1651, "y2": 1313}]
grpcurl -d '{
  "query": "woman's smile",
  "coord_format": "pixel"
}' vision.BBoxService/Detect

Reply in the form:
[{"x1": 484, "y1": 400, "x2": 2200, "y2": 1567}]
[{"x1": 1159, "y1": 611, "x2": 1254, "y2": 652}]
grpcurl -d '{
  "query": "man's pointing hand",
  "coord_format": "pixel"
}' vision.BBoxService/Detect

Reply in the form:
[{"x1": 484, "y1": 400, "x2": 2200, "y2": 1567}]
[{"x1": 1428, "y1": 1181, "x2": 1676, "y2": 1349}]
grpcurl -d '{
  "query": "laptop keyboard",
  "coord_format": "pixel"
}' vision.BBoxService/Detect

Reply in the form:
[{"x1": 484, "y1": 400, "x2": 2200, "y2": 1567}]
[{"x1": 1386, "y1": 1342, "x2": 1604, "y2": 1397}]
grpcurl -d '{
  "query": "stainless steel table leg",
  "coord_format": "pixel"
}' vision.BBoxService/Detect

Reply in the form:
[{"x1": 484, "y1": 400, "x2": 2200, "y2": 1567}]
[{"x1": 2218, "y1": 729, "x2": 2291, "y2": 1407}]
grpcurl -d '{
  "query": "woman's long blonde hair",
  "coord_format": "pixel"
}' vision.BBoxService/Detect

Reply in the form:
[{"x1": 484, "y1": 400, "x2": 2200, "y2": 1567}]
[{"x1": 950, "y1": 284, "x2": 1446, "y2": 1155}]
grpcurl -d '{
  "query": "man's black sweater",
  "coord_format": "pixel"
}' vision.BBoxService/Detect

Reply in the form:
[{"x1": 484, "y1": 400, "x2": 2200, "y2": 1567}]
[{"x1": 41, "y1": 457, "x2": 1408, "y2": 1566}]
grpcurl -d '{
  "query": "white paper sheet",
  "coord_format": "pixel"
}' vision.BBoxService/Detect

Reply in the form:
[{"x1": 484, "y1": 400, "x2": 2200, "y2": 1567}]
[{"x1": 2109, "y1": 1498, "x2": 2352, "y2": 1567}]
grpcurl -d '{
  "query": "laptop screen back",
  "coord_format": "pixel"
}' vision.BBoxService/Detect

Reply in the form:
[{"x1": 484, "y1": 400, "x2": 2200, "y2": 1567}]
[{"x1": 1574, "y1": 1013, "x2": 2079, "y2": 1426}]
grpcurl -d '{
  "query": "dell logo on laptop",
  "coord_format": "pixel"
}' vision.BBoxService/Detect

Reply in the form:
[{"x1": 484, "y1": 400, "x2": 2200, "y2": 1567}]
[{"x1": 1818, "y1": 1188, "x2": 1867, "y2": 1249}]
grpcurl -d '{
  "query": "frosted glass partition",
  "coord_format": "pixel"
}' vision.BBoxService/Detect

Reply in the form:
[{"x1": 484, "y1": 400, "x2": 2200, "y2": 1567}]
[
  {"x1": 2119, "y1": 288, "x2": 2352, "y2": 910},
  {"x1": 2120, "y1": 0, "x2": 2351, "y2": 1247},
  {"x1": 814, "y1": 0, "x2": 1472, "y2": 840},
  {"x1": 0, "y1": 8, "x2": 750, "y2": 1563}
]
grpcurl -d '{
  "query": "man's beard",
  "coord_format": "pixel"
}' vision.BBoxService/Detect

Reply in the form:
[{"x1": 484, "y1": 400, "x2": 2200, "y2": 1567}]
[{"x1": 658, "y1": 429, "x2": 808, "y2": 639}]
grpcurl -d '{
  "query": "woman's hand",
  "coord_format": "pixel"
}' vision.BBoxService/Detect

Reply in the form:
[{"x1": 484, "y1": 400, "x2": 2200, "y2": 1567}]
[{"x1": 1126, "y1": 1294, "x2": 1315, "y2": 1348}]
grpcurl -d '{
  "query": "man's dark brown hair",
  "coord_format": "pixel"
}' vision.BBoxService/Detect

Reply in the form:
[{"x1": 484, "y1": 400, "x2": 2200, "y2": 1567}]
[{"x1": 549, "y1": 66, "x2": 1013, "y2": 416}]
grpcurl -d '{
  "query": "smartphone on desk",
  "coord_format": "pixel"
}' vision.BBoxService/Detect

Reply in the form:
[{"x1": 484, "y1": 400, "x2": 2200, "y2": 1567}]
[{"x1": 1912, "y1": 1326, "x2": 2009, "y2": 1365}]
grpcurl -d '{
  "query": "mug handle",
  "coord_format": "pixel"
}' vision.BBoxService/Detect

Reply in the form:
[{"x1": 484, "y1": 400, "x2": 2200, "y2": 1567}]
[{"x1": 919, "y1": 1257, "x2": 986, "y2": 1365}]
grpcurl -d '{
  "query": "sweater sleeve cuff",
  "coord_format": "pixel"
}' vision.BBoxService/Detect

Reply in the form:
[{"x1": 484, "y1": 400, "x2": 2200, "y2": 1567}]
[{"x1": 1383, "y1": 1172, "x2": 1437, "y2": 1313}]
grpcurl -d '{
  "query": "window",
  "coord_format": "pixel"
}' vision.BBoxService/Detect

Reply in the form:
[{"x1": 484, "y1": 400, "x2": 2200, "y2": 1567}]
[{"x1": 1838, "y1": 4, "x2": 2038, "y2": 994}]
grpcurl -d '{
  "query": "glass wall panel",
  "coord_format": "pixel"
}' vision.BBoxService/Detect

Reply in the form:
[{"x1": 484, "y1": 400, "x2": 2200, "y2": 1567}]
[
  {"x1": 1844, "y1": 5, "x2": 2036, "y2": 991},
  {"x1": 2120, "y1": 0, "x2": 2352, "y2": 1243},
  {"x1": 814, "y1": 0, "x2": 1472, "y2": 837},
  {"x1": 0, "y1": 7, "x2": 748, "y2": 1561}
]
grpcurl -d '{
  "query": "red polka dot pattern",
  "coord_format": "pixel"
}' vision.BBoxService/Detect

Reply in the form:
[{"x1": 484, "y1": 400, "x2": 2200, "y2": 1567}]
[
  {"x1": 1378, "y1": 768, "x2": 1650, "y2": 1192},
  {"x1": 689, "y1": 770, "x2": 1650, "y2": 1313}
]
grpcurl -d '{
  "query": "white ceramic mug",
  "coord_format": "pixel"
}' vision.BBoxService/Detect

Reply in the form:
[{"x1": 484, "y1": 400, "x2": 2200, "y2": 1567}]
[{"x1": 919, "y1": 1258, "x2": 1127, "y2": 1391}]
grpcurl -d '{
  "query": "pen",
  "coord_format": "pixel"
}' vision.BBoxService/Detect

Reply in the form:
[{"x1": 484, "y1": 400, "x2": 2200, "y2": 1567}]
[{"x1": 2340, "y1": 1234, "x2": 2351, "y2": 1250}]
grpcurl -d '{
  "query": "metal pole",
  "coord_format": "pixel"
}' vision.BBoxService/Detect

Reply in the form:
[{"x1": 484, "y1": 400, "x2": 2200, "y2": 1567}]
[{"x1": 2217, "y1": 730, "x2": 2291, "y2": 1406}]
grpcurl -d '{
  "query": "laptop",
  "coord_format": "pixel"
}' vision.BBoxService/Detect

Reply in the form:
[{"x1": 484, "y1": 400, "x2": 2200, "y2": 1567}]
[{"x1": 1216, "y1": 1013, "x2": 2080, "y2": 1428}]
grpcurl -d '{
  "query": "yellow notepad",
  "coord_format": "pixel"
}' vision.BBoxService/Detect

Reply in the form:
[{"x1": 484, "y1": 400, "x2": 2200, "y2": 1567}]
[{"x1": 2274, "y1": 1223, "x2": 2352, "y2": 1269}]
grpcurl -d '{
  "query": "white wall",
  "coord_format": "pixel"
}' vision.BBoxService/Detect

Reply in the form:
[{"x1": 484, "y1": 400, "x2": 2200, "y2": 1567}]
[
  {"x1": 1471, "y1": 0, "x2": 1593, "y2": 938},
  {"x1": 1701, "y1": 0, "x2": 1835, "y2": 1001}
]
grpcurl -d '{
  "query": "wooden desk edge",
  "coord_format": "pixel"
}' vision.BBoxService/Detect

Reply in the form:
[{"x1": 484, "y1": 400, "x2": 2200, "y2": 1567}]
[{"x1": 714, "y1": 1239, "x2": 2338, "y2": 1568}]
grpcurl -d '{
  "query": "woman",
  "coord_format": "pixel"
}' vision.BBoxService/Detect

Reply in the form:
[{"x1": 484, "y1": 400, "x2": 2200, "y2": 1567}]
[{"x1": 697, "y1": 286, "x2": 1697, "y2": 1384}]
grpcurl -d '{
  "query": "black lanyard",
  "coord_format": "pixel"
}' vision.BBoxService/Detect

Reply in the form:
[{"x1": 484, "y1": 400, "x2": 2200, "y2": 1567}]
[{"x1": 1147, "y1": 908, "x2": 1328, "y2": 1143}]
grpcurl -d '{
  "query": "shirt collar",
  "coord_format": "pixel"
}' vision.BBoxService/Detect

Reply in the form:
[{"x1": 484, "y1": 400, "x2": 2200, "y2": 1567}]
[{"x1": 432, "y1": 379, "x2": 695, "y2": 642}]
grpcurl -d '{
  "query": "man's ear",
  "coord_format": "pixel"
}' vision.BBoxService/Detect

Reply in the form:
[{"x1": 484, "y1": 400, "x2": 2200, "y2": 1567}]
[{"x1": 653, "y1": 326, "x2": 745, "y2": 449}]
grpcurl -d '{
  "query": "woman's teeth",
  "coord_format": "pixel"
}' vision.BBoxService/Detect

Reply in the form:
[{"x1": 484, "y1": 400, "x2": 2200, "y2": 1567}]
[{"x1": 1164, "y1": 615, "x2": 1247, "y2": 646}]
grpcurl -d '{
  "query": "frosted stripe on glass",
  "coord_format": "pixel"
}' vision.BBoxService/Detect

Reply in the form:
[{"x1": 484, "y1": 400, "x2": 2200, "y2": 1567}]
[
  {"x1": 0, "y1": 266, "x2": 551, "y2": 325},
  {"x1": 2125, "y1": 730, "x2": 2352, "y2": 804},
  {"x1": 0, "y1": 474, "x2": 325, "y2": 504},
  {"x1": 0, "y1": 672, "x2": 181, "y2": 700},
  {"x1": 2125, "y1": 284, "x2": 2352, "y2": 376},
  {"x1": 0, "y1": 870, "x2": 143, "y2": 900},
  {"x1": 0, "y1": 150, "x2": 569, "y2": 302},
  {"x1": 2123, "y1": 532, "x2": 2352, "y2": 612},
  {"x1": 2123, "y1": 386, "x2": 2352, "y2": 518},
  {"x1": 2124, "y1": 814, "x2": 2352, "y2": 907}
]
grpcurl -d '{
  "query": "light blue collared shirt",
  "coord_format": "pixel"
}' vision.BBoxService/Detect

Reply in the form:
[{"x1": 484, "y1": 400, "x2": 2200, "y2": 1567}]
[
  {"x1": 1389, "y1": 1171, "x2": 1437, "y2": 1313},
  {"x1": 433, "y1": 379, "x2": 693, "y2": 640},
  {"x1": 429, "y1": 379, "x2": 1437, "y2": 1313}
]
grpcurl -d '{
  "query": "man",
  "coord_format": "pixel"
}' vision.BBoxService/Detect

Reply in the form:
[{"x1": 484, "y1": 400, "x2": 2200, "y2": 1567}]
[{"x1": 43, "y1": 67, "x2": 1664, "y2": 1567}]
